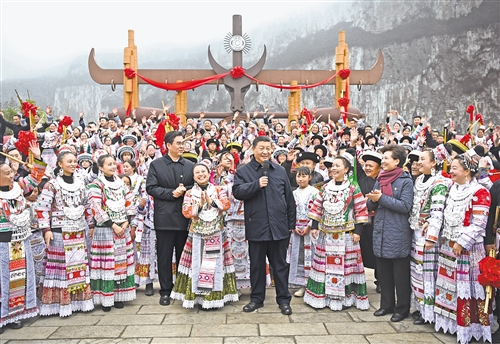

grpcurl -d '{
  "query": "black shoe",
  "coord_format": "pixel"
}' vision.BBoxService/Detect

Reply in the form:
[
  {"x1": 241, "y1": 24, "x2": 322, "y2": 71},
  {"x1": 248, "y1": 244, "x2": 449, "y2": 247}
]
[
  {"x1": 145, "y1": 283, "x2": 154, "y2": 296},
  {"x1": 114, "y1": 301, "x2": 124, "y2": 309},
  {"x1": 102, "y1": 306, "x2": 111, "y2": 312},
  {"x1": 243, "y1": 302, "x2": 263, "y2": 313},
  {"x1": 342, "y1": 305, "x2": 352, "y2": 310},
  {"x1": 375, "y1": 284, "x2": 382, "y2": 293},
  {"x1": 0, "y1": 327, "x2": 3, "y2": 334},
  {"x1": 413, "y1": 315, "x2": 425, "y2": 325},
  {"x1": 390, "y1": 312, "x2": 409, "y2": 322},
  {"x1": 374, "y1": 308, "x2": 394, "y2": 316},
  {"x1": 159, "y1": 295, "x2": 171, "y2": 306},
  {"x1": 279, "y1": 304, "x2": 292, "y2": 315},
  {"x1": 411, "y1": 310, "x2": 421, "y2": 319},
  {"x1": 7, "y1": 321, "x2": 22, "y2": 329}
]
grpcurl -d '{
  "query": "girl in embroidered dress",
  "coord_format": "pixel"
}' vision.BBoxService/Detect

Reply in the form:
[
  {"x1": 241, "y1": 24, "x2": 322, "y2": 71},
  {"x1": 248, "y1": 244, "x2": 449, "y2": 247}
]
[
  {"x1": 409, "y1": 146, "x2": 452, "y2": 326},
  {"x1": 305, "y1": 156, "x2": 370, "y2": 311},
  {"x1": 36, "y1": 151, "x2": 94, "y2": 317},
  {"x1": 37, "y1": 122, "x2": 61, "y2": 170},
  {"x1": 434, "y1": 151, "x2": 492, "y2": 344},
  {"x1": 288, "y1": 167, "x2": 319, "y2": 298},
  {"x1": 87, "y1": 154, "x2": 137, "y2": 312},
  {"x1": 124, "y1": 160, "x2": 155, "y2": 296},
  {"x1": 0, "y1": 143, "x2": 46, "y2": 332},
  {"x1": 171, "y1": 162, "x2": 239, "y2": 309}
]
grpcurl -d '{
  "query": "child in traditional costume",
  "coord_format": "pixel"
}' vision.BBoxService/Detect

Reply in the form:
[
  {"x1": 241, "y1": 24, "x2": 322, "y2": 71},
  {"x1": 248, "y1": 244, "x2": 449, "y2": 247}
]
[
  {"x1": 36, "y1": 151, "x2": 94, "y2": 316},
  {"x1": 287, "y1": 167, "x2": 318, "y2": 297},
  {"x1": 87, "y1": 154, "x2": 137, "y2": 312},
  {"x1": 305, "y1": 156, "x2": 370, "y2": 311},
  {"x1": 171, "y1": 161, "x2": 238, "y2": 309}
]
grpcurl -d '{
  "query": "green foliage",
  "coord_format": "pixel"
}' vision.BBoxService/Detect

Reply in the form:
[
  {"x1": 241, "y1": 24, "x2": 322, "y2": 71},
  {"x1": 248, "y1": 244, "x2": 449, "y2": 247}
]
[{"x1": 0, "y1": 97, "x2": 20, "y2": 135}]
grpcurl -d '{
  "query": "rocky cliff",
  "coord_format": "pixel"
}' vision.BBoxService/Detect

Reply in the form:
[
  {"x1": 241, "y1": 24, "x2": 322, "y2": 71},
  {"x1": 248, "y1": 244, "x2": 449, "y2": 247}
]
[{"x1": 1, "y1": 0, "x2": 498, "y2": 132}]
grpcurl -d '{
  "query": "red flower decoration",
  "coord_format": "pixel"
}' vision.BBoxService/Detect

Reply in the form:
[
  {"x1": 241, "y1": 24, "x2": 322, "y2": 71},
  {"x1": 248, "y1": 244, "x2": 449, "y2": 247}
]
[
  {"x1": 167, "y1": 113, "x2": 180, "y2": 131},
  {"x1": 57, "y1": 116, "x2": 73, "y2": 134},
  {"x1": 124, "y1": 68, "x2": 137, "y2": 79},
  {"x1": 21, "y1": 102, "x2": 38, "y2": 118},
  {"x1": 478, "y1": 256, "x2": 500, "y2": 288},
  {"x1": 338, "y1": 97, "x2": 350, "y2": 109},
  {"x1": 338, "y1": 69, "x2": 350, "y2": 80},
  {"x1": 300, "y1": 108, "x2": 312, "y2": 126},
  {"x1": 300, "y1": 124, "x2": 308, "y2": 136},
  {"x1": 15, "y1": 130, "x2": 36, "y2": 156},
  {"x1": 460, "y1": 133, "x2": 471, "y2": 145},
  {"x1": 230, "y1": 66, "x2": 245, "y2": 79},
  {"x1": 475, "y1": 113, "x2": 484, "y2": 126},
  {"x1": 258, "y1": 130, "x2": 267, "y2": 137}
]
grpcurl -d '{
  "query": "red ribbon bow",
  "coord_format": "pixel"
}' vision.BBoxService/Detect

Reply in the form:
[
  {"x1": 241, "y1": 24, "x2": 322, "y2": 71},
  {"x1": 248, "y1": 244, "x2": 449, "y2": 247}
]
[
  {"x1": 167, "y1": 113, "x2": 180, "y2": 131},
  {"x1": 124, "y1": 68, "x2": 137, "y2": 79},
  {"x1": 475, "y1": 113, "x2": 484, "y2": 126},
  {"x1": 230, "y1": 66, "x2": 245, "y2": 79},
  {"x1": 338, "y1": 69, "x2": 350, "y2": 80},
  {"x1": 466, "y1": 105, "x2": 475, "y2": 122},
  {"x1": 338, "y1": 97, "x2": 350, "y2": 109}
]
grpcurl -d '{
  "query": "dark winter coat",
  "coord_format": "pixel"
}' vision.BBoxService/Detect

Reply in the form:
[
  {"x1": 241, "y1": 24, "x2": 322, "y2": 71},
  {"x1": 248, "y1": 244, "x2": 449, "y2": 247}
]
[
  {"x1": 233, "y1": 158, "x2": 296, "y2": 241},
  {"x1": 367, "y1": 171, "x2": 414, "y2": 259},
  {"x1": 146, "y1": 155, "x2": 194, "y2": 231}
]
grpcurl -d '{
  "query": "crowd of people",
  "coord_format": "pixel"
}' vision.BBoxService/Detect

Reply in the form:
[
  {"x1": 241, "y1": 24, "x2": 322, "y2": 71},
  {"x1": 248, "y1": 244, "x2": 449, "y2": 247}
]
[{"x1": 0, "y1": 103, "x2": 499, "y2": 344}]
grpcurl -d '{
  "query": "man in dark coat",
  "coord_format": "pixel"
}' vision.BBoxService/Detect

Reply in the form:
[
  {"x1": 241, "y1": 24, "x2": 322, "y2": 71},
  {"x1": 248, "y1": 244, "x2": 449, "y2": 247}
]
[
  {"x1": 233, "y1": 136, "x2": 296, "y2": 315},
  {"x1": 146, "y1": 130, "x2": 194, "y2": 305}
]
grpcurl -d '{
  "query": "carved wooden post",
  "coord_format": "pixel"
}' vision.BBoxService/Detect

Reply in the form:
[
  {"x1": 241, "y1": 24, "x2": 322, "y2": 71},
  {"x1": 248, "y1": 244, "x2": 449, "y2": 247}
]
[
  {"x1": 123, "y1": 30, "x2": 139, "y2": 110},
  {"x1": 175, "y1": 80, "x2": 187, "y2": 125},
  {"x1": 288, "y1": 80, "x2": 300, "y2": 130},
  {"x1": 335, "y1": 31, "x2": 349, "y2": 109}
]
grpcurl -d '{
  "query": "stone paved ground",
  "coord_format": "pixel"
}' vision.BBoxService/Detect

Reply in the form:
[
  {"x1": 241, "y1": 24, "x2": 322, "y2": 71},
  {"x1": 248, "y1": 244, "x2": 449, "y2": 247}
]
[{"x1": 1, "y1": 270, "x2": 494, "y2": 343}]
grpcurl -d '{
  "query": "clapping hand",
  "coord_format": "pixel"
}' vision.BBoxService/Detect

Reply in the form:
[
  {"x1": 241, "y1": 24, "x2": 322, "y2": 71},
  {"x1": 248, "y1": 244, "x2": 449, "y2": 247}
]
[{"x1": 366, "y1": 189, "x2": 382, "y2": 202}]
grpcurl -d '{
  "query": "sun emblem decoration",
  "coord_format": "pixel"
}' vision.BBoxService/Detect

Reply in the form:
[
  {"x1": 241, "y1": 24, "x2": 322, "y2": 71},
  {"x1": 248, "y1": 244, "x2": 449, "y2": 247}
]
[{"x1": 224, "y1": 33, "x2": 251, "y2": 54}]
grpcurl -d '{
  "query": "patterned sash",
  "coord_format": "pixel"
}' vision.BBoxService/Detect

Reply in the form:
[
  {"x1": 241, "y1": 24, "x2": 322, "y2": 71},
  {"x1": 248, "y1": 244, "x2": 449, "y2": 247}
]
[
  {"x1": 114, "y1": 234, "x2": 128, "y2": 283},
  {"x1": 63, "y1": 230, "x2": 89, "y2": 293},
  {"x1": 324, "y1": 233, "x2": 346, "y2": 298},
  {"x1": 198, "y1": 234, "x2": 221, "y2": 291}
]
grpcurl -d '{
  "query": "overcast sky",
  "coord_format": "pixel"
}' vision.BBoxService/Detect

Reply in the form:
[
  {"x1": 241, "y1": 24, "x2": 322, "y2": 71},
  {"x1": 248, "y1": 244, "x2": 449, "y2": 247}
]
[{"x1": 0, "y1": 0, "x2": 327, "y2": 81}]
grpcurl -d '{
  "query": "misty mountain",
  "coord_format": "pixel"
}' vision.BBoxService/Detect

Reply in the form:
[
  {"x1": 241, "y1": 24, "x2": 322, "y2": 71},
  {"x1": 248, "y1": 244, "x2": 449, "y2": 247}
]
[{"x1": 1, "y1": 0, "x2": 499, "y2": 133}]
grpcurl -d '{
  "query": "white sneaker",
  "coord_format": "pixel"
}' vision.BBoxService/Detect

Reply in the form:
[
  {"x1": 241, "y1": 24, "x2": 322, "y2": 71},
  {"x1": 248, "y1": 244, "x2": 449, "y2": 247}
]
[{"x1": 294, "y1": 287, "x2": 306, "y2": 297}]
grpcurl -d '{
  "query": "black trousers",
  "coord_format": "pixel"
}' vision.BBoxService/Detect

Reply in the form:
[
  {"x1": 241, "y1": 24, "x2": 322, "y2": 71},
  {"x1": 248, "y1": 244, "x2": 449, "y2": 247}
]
[
  {"x1": 376, "y1": 255, "x2": 411, "y2": 315},
  {"x1": 155, "y1": 229, "x2": 189, "y2": 297},
  {"x1": 248, "y1": 238, "x2": 291, "y2": 305}
]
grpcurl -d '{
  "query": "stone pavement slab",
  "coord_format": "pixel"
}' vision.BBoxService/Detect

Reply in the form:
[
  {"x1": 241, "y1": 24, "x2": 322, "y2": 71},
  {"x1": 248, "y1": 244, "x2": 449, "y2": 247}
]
[
  {"x1": 5, "y1": 341, "x2": 79, "y2": 344},
  {"x1": 324, "y1": 322, "x2": 397, "y2": 335},
  {"x1": 97, "y1": 314, "x2": 164, "y2": 326},
  {"x1": 121, "y1": 325, "x2": 192, "y2": 338},
  {"x1": 226, "y1": 313, "x2": 290, "y2": 324},
  {"x1": 365, "y1": 333, "x2": 442, "y2": 343},
  {"x1": 191, "y1": 323, "x2": 258, "y2": 337},
  {"x1": 224, "y1": 336, "x2": 295, "y2": 344},
  {"x1": 289, "y1": 312, "x2": 352, "y2": 323},
  {"x1": 295, "y1": 335, "x2": 369, "y2": 343},
  {"x1": 0, "y1": 326, "x2": 58, "y2": 340},
  {"x1": 259, "y1": 322, "x2": 328, "y2": 336},
  {"x1": 162, "y1": 313, "x2": 227, "y2": 324},
  {"x1": 151, "y1": 338, "x2": 222, "y2": 344},
  {"x1": 29, "y1": 315, "x2": 102, "y2": 327},
  {"x1": 80, "y1": 339, "x2": 152, "y2": 344},
  {"x1": 50, "y1": 325, "x2": 125, "y2": 339}
]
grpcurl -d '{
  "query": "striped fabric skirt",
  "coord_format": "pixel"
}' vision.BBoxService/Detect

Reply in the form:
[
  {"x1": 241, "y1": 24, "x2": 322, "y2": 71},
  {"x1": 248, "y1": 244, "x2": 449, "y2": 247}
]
[
  {"x1": 134, "y1": 224, "x2": 158, "y2": 286},
  {"x1": 287, "y1": 228, "x2": 313, "y2": 288},
  {"x1": 90, "y1": 227, "x2": 136, "y2": 307},
  {"x1": 304, "y1": 230, "x2": 369, "y2": 311},
  {"x1": 0, "y1": 239, "x2": 38, "y2": 327},
  {"x1": 226, "y1": 220, "x2": 251, "y2": 289},
  {"x1": 171, "y1": 230, "x2": 238, "y2": 309},
  {"x1": 410, "y1": 230, "x2": 439, "y2": 323},
  {"x1": 39, "y1": 232, "x2": 93, "y2": 317},
  {"x1": 434, "y1": 239, "x2": 491, "y2": 344},
  {"x1": 29, "y1": 230, "x2": 46, "y2": 288}
]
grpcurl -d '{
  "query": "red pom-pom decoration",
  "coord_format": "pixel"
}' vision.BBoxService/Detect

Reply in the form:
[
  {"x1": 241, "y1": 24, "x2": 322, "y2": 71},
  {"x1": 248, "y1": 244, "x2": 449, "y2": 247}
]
[
  {"x1": 460, "y1": 133, "x2": 471, "y2": 145},
  {"x1": 167, "y1": 113, "x2": 180, "y2": 131},
  {"x1": 14, "y1": 130, "x2": 37, "y2": 156},
  {"x1": 338, "y1": 69, "x2": 350, "y2": 80},
  {"x1": 466, "y1": 105, "x2": 474, "y2": 122},
  {"x1": 230, "y1": 66, "x2": 245, "y2": 79},
  {"x1": 124, "y1": 68, "x2": 137, "y2": 79}
]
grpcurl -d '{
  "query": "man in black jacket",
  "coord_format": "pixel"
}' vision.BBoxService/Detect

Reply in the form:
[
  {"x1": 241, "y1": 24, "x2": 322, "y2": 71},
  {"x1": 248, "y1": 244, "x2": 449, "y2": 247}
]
[
  {"x1": 146, "y1": 130, "x2": 194, "y2": 305},
  {"x1": 233, "y1": 136, "x2": 296, "y2": 315}
]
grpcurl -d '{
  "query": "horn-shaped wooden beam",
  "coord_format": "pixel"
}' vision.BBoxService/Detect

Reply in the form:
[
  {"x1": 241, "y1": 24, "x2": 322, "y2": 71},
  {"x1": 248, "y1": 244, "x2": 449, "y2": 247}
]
[{"x1": 89, "y1": 48, "x2": 383, "y2": 86}]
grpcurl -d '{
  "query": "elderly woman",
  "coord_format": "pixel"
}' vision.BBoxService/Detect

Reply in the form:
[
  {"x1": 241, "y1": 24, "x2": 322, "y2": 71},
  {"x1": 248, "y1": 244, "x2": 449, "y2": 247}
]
[{"x1": 366, "y1": 144, "x2": 414, "y2": 322}]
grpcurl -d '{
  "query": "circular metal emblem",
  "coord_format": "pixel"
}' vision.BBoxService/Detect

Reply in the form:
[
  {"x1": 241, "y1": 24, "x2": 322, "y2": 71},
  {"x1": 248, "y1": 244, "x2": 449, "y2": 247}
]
[{"x1": 229, "y1": 35, "x2": 246, "y2": 52}]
